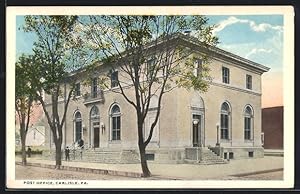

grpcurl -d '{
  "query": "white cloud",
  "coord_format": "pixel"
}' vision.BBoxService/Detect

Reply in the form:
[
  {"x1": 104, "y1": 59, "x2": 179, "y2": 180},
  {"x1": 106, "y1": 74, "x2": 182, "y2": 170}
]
[
  {"x1": 212, "y1": 16, "x2": 283, "y2": 35},
  {"x1": 249, "y1": 21, "x2": 283, "y2": 32},
  {"x1": 219, "y1": 33, "x2": 282, "y2": 70},
  {"x1": 216, "y1": 16, "x2": 283, "y2": 71},
  {"x1": 213, "y1": 16, "x2": 244, "y2": 34},
  {"x1": 245, "y1": 48, "x2": 273, "y2": 59}
]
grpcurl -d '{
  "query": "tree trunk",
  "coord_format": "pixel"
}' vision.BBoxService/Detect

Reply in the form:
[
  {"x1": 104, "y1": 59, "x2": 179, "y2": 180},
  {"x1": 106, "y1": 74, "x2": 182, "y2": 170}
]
[
  {"x1": 55, "y1": 141, "x2": 62, "y2": 169},
  {"x1": 21, "y1": 139, "x2": 27, "y2": 166},
  {"x1": 136, "y1": 109, "x2": 151, "y2": 177},
  {"x1": 138, "y1": 143, "x2": 151, "y2": 177},
  {"x1": 20, "y1": 122, "x2": 27, "y2": 166}
]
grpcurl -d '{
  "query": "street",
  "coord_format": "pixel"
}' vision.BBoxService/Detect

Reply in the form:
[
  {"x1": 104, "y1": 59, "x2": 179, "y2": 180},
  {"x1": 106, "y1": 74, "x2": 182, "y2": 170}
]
[
  {"x1": 16, "y1": 163, "x2": 283, "y2": 180},
  {"x1": 15, "y1": 164, "x2": 138, "y2": 180},
  {"x1": 241, "y1": 170, "x2": 283, "y2": 180},
  {"x1": 222, "y1": 170, "x2": 283, "y2": 180}
]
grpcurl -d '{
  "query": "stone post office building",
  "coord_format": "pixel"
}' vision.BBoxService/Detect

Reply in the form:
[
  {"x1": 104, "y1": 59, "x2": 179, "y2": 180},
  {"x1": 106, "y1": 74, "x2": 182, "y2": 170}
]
[{"x1": 44, "y1": 34, "x2": 269, "y2": 164}]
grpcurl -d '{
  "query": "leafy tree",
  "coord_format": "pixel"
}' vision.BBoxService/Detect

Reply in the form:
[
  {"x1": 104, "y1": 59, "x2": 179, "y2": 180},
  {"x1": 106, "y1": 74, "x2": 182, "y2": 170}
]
[
  {"x1": 15, "y1": 54, "x2": 37, "y2": 165},
  {"x1": 22, "y1": 15, "x2": 90, "y2": 169},
  {"x1": 80, "y1": 16, "x2": 218, "y2": 177}
]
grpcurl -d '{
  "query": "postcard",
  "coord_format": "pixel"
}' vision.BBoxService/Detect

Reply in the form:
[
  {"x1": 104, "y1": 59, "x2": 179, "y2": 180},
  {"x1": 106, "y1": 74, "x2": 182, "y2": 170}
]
[{"x1": 6, "y1": 5, "x2": 294, "y2": 189}]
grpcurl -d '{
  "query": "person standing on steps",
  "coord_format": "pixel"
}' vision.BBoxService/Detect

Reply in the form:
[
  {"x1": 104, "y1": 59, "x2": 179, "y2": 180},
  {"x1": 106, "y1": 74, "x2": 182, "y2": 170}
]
[
  {"x1": 27, "y1": 146, "x2": 32, "y2": 158},
  {"x1": 65, "y1": 146, "x2": 70, "y2": 161},
  {"x1": 78, "y1": 139, "x2": 84, "y2": 160}
]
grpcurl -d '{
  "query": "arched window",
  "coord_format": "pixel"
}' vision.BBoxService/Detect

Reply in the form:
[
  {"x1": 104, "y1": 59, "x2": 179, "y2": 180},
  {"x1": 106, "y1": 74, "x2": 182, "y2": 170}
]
[
  {"x1": 220, "y1": 102, "x2": 231, "y2": 140},
  {"x1": 110, "y1": 104, "x2": 121, "y2": 140},
  {"x1": 74, "y1": 111, "x2": 82, "y2": 142},
  {"x1": 244, "y1": 105, "x2": 253, "y2": 140}
]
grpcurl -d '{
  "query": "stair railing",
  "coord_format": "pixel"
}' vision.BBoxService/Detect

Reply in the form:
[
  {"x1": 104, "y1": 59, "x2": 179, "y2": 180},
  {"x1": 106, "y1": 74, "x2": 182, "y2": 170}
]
[{"x1": 69, "y1": 142, "x2": 85, "y2": 160}]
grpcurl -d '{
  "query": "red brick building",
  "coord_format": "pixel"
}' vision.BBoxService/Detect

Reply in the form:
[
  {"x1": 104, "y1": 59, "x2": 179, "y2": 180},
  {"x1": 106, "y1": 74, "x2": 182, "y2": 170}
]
[{"x1": 262, "y1": 106, "x2": 283, "y2": 149}]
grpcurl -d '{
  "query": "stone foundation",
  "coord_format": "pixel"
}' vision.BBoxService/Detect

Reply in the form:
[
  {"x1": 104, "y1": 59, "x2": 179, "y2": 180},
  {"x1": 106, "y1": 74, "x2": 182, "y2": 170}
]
[
  {"x1": 209, "y1": 146, "x2": 264, "y2": 160},
  {"x1": 42, "y1": 146, "x2": 264, "y2": 164}
]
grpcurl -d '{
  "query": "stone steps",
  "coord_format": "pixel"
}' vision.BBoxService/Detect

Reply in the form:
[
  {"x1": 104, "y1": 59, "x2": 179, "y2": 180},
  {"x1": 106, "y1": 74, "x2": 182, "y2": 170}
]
[
  {"x1": 184, "y1": 159, "x2": 227, "y2": 165},
  {"x1": 66, "y1": 149, "x2": 122, "y2": 163},
  {"x1": 70, "y1": 149, "x2": 140, "y2": 164},
  {"x1": 184, "y1": 147, "x2": 228, "y2": 165}
]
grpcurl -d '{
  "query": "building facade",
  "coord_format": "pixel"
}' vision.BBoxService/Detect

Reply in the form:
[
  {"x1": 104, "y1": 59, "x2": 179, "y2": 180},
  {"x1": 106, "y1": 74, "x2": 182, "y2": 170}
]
[
  {"x1": 262, "y1": 106, "x2": 283, "y2": 150},
  {"x1": 16, "y1": 104, "x2": 45, "y2": 147},
  {"x1": 43, "y1": 35, "x2": 269, "y2": 163}
]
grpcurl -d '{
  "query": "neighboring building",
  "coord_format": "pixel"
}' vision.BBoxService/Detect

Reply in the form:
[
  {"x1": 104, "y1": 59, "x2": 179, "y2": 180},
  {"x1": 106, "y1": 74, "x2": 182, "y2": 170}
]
[
  {"x1": 44, "y1": 34, "x2": 269, "y2": 163},
  {"x1": 262, "y1": 106, "x2": 283, "y2": 150},
  {"x1": 15, "y1": 104, "x2": 45, "y2": 147},
  {"x1": 26, "y1": 126, "x2": 45, "y2": 147}
]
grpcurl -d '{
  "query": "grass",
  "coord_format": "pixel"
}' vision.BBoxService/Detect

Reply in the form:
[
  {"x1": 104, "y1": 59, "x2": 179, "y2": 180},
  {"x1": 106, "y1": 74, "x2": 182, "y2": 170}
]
[{"x1": 15, "y1": 145, "x2": 46, "y2": 155}]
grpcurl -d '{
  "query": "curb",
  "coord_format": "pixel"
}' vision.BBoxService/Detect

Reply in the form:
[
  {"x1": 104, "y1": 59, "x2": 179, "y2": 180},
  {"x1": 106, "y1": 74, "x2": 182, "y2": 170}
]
[
  {"x1": 16, "y1": 161, "x2": 143, "y2": 178},
  {"x1": 230, "y1": 168, "x2": 283, "y2": 177}
]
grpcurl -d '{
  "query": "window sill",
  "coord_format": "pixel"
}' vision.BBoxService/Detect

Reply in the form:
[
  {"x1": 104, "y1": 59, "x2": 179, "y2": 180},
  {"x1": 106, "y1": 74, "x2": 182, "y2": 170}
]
[
  {"x1": 220, "y1": 139, "x2": 231, "y2": 143},
  {"x1": 109, "y1": 140, "x2": 121, "y2": 144}
]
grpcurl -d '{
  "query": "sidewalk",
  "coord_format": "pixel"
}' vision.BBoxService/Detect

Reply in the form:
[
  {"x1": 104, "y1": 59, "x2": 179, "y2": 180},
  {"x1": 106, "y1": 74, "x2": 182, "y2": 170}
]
[
  {"x1": 264, "y1": 149, "x2": 284, "y2": 156},
  {"x1": 16, "y1": 156, "x2": 283, "y2": 180}
]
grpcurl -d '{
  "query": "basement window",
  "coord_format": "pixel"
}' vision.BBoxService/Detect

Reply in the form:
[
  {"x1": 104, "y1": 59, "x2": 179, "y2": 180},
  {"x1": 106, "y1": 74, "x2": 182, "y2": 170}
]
[
  {"x1": 229, "y1": 152, "x2": 234, "y2": 159},
  {"x1": 249, "y1": 151, "x2": 254, "y2": 158},
  {"x1": 224, "y1": 152, "x2": 228, "y2": 159},
  {"x1": 146, "y1": 153, "x2": 155, "y2": 161}
]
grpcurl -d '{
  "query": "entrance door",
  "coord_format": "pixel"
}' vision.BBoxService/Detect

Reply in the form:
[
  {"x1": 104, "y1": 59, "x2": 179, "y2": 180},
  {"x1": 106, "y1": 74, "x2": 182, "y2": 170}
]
[
  {"x1": 192, "y1": 114, "x2": 201, "y2": 147},
  {"x1": 93, "y1": 127, "x2": 100, "y2": 148}
]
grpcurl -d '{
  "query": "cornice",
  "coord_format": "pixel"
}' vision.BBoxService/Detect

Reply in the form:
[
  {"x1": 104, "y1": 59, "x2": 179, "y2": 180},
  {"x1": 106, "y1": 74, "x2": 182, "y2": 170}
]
[{"x1": 210, "y1": 81, "x2": 261, "y2": 96}]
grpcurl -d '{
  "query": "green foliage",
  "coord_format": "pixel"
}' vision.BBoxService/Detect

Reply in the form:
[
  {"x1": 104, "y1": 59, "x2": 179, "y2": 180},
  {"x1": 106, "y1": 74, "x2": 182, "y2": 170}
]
[
  {"x1": 21, "y1": 15, "x2": 89, "y2": 167},
  {"x1": 15, "y1": 149, "x2": 43, "y2": 155},
  {"x1": 23, "y1": 15, "x2": 85, "y2": 95},
  {"x1": 15, "y1": 54, "x2": 38, "y2": 115}
]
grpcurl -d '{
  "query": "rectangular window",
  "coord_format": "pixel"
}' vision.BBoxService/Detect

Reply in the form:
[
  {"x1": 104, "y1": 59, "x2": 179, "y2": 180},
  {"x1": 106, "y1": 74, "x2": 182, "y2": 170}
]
[
  {"x1": 75, "y1": 83, "x2": 81, "y2": 96},
  {"x1": 224, "y1": 152, "x2": 227, "y2": 159},
  {"x1": 194, "y1": 59, "x2": 202, "y2": 77},
  {"x1": 111, "y1": 71, "x2": 119, "y2": 88},
  {"x1": 248, "y1": 151, "x2": 254, "y2": 157},
  {"x1": 112, "y1": 116, "x2": 121, "y2": 140},
  {"x1": 222, "y1": 67, "x2": 230, "y2": 84},
  {"x1": 221, "y1": 114, "x2": 229, "y2": 139},
  {"x1": 91, "y1": 78, "x2": 98, "y2": 98},
  {"x1": 145, "y1": 153, "x2": 155, "y2": 160},
  {"x1": 246, "y1": 74, "x2": 252, "y2": 89},
  {"x1": 244, "y1": 117, "x2": 251, "y2": 140}
]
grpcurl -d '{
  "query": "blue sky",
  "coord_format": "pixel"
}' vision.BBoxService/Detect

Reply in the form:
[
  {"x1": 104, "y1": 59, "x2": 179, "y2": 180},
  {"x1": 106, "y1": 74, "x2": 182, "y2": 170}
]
[
  {"x1": 16, "y1": 16, "x2": 36, "y2": 56},
  {"x1": 207, "y1": 15, "x2": 283, "y2": 72},
  {"x1": 16, "y1": 15, "x2": 283, "y2": 73}
]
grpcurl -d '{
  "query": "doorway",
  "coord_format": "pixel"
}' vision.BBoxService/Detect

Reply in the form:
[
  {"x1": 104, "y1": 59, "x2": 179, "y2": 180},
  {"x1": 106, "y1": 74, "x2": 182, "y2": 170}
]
[
  {"x1": 90, "y1": 106, "x2": 100, "y2": 148},
  {"x1": 93, "y1": 127, "x2": 100, "y2": 148},
  {"x1": 192, "y1": 114, "x2": 201, "y2": 147}
]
